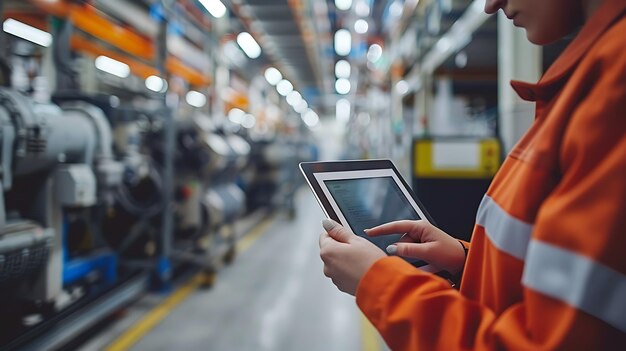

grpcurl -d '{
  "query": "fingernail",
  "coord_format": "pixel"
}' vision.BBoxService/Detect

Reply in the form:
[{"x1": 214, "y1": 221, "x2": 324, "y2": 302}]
[
  {"x1": 322, "y1": 219, "x2": 336, "y2": 231},
  {"x1": 386, "y1": 245, "x2": 397, "y2": 255}
]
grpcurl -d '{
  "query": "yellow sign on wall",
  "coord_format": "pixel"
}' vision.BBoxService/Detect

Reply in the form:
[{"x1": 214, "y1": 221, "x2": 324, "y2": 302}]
[{"x1": 413, "y1": 138, "x2": 501, "y2": 179}]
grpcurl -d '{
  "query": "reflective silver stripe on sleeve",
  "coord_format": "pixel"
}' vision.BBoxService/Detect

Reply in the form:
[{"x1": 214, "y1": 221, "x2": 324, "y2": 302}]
[
  {"x1": 523, "y1": 240, "x2": 626, "y2": 333},
  {"x1": 475, "y1": 196, "x2": 533, "y2": 260}
]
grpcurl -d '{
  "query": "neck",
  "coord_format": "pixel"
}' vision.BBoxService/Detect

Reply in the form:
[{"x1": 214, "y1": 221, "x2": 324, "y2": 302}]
[{"x1": 582, "y1": 0, "x2": 605, "y2": 21}]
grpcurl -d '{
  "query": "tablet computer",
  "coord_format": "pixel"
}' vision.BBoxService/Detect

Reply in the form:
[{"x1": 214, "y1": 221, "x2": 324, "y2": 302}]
[{"x1": 300, "y1": 159, "x2": 437, "y2": 271}]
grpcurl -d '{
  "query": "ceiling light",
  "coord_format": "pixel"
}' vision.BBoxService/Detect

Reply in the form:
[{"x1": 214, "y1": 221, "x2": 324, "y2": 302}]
[
  {"x1": 389, "y1": 0, "x2": 403, "y2": 17},
  {"x1": 335, "y1": 0, "x2": 352, "y2": 11},
  {"x1": 228, "y1": 108, "x2": 245, "y2": 124},
  {"x1": 335, "y1": 60, "x2": 351, "y2": 79},
  {"x1": 336, "y1": 99, "x2": 350, "y2": 123},
  {"x1": 302, "y1": 109, "x2": 319, "y2": 127},
  {"x1": 186, "y1": 90, "x2": 207, "y2": 108},
  {"x1": 276, "y1": 79, "x2": 293, "y2": 96},
  {"x1": 264, "y1": 67, "x2": 282, "y2": 86},
  {"x1": 3, "y1": 19, "x2": 52, "y2": 47},
  {"x1": 455, "y1": 51, "x2": 468, "y2": 68},
  {"x1": 367, "y1": 44, "x2": 383, "y2": 62},
  {"x1": 354, "y1": 19, "x2": 369, "y2": 34},
  {"x1": 145, "y1": 75, "x2": 168, "y2": 93},
  {"x1": 355, "y1": 1, "x2": 370, "y2": 16},
  {"x1": 237, "y1": 32, "x2": 262, "y2": 59},
  {"x1": 395, "y1": 80, "x2": 409, "y2": 95},
  {"x1": 95, "y1": 56, "x2": 130, "y2": 78},
  {"x1": 199, "y1": 0, "x2": 227, "y2": 18},
  {"x1": 335, "y1": 78, "x2": 351, "y2": 95},
  {"x1": 295, "y1": 100, "x2": 309, "y2": 113},
  {"x1": 242, "y1": 114, "x2": 256, "y2": 129},
  {"x1": 286, "y1": 91, "x2": 302, "y2": 106},
  {"x1": 334, "y1": 29, "x2": 351, "y2": 56}
]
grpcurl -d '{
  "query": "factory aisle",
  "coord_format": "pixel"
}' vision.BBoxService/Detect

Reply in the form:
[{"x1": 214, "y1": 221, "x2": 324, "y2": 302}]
[{"x1": 83, "y1": 188, "x2": 386, "y2": 351}]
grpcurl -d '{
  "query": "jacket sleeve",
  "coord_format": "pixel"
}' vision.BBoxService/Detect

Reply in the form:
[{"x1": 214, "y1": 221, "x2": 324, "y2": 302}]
[{"x1": 356, "y1": 51, "x2": 626, "y2": 351}]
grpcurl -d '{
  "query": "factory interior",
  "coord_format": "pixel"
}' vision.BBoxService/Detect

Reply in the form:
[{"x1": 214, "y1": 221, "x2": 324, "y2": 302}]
[{"x1": 0, "y1": 0, "x2": 609, "y2": 350}]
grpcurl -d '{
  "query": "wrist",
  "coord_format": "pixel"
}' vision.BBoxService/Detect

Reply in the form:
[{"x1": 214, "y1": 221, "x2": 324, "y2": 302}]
[{"x1": 450, "y1": 240, "x2": 469, "y2": 288}]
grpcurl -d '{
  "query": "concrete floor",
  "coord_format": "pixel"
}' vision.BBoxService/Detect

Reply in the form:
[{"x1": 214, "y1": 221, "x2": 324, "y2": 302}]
[{"x1": 79, "y1": 189, "x2": 387, "y2": 351}]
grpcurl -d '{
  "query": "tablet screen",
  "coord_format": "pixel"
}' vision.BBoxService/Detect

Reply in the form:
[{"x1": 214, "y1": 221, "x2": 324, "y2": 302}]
[
  {"x1": 323, "y1": 175, "x2": 425, "y2": 266},
  {"x1": 324, "y1": 176, "x2": 420, "y2": 236}
]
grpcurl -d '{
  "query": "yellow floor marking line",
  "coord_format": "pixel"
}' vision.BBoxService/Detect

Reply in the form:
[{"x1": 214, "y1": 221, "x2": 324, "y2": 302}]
[
  {"x1": 361, "y1": 312, "x2": 382, "y2": 351},
  {"x1": 105, "y1": 275, "x2": 203, "y2": 351},
  {"x1": 105, "y1": 215, "x2": 278, "y2": 351},
  {"x1": 236, "y1": 214, "x2": 277, "y2": 253}
]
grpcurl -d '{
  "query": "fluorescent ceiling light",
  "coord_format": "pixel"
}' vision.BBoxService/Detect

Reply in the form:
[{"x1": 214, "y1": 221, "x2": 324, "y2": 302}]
[
  {"x1": 336, "y1": 99, "x2": 350, "y2": 123},
  {"x1": 354, "y1": 19, "x2": 369, "y2": 34},
  {"x1": 395, "y1": 80, "x2": 409, "y2": 95},
  {"x1": 276, "y1": 79, "x2": 293, "y2": 96},
  {"x1": 3, "y1": 19, "x2": 52, "y2": 47},
  {"x1": 302, "y1": 110, "x2": 319, "y2": 127},
  {"x1": 367, "y1": 44, "x2": 382, "y2": 62},
  {"x1": 242, "y1": 114, "x2": 256, "y2": 129},
  {"x1": 335, "y1": 0, "x2": 352, "y2": 11},
  {"x1": 95, "y1": 56, "x2": 130, "y2": 78},
  {"x1": 295, "y1": 100, "x2": 308, "y2": 113},
  {"x1": 355, "y1": 1, "x2": 370, "y2": 16},
  {"x1": 186, "y1": 90, "x2": 207, "y2": 108},
  {"x1": 145, "y1": 75, "x2": 167, "y2": 93},
  {"x1": 199, "y1": 0, "x2": 227, "y2": 18},
  {"x1": 286, "y1": 91, "x2": 302, "y2": 106},
  {"x1": 455, "y1": 51, "x2": 468, "y2": 68},
  {"x1": 334, "y1": 29, "x2": 351, "y2": 56},
  {"x1": 237, "y1": 32, "x2": 262, "y2": 59},
  {"x1": 335, "y1": 60, "x2": 351, "y2": 79},
  {"x1": 335, "y1": 78, "x2": 351, "y2": 95},
  {"x1": 264, "y1": 67, "x2": 282, "y2": 86},
  {"x1": 389, "y1": 0, "x2": 403, "y2": 17},
  {"x1": 228, "y1": 108, "x2": 245, "y2": 124}
]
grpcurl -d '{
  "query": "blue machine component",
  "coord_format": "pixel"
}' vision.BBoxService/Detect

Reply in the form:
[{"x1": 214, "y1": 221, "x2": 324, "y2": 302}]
[
  {"x1": 153, "y1": 256, "x2": 173, "y2": 293},
  {"x1": 62, "y1": 218, "x2": 118, "y2": 286},
  {"x1": 63, "y1": 252, "x2": 118, "y2": 286}
]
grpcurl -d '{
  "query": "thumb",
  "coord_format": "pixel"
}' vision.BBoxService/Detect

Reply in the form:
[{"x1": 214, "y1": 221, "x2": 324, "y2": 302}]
[
  {"x1": 322, "y1": 219, "x2": 353, "y2": 244},
  {"x1": 387, "y1": 242, "x2": 437, "y2": 261}
]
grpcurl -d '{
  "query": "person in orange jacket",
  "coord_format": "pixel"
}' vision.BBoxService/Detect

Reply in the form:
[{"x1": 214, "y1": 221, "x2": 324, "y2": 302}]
[{"x1": 319, "y1": 0, "x2": 626, "y2": 349}]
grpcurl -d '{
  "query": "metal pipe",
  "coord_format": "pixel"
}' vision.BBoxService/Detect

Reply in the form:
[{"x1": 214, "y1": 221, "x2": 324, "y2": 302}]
[{"x1": 60, "y1": 102, "x2": 114, "y2": 159}]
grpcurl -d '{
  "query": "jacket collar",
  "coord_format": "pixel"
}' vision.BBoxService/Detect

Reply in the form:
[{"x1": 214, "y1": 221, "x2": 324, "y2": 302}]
[{"x1": 511, "y1": 0, "x2": 626, "y2": 102}]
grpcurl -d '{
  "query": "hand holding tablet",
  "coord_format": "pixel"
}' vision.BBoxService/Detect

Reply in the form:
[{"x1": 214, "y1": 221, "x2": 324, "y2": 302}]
[
  {"x1": 365, "y1": 220, "x2": 466, "y2": 275},
  {"x1": 300, "y1": 159, "x2": 441, "y2": 271}
]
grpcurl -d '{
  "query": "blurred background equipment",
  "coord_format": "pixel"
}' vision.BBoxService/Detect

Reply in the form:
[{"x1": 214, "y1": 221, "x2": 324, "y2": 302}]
[{"x1": 0, "y1": 0, "x2": 318, "y2": 348}]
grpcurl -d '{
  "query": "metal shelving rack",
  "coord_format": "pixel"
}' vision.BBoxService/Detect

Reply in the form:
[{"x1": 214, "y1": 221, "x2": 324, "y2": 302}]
[{"x1": 0, "y1": 0, "x2": 219, "y2": 348}]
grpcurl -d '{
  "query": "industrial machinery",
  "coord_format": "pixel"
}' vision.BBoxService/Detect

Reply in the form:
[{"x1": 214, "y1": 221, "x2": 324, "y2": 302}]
[
  {"x1": 243, "y1": 134, "x2": 316, "y2": 218},
  {"x1": 0, "y1": 88, "x2": 128, "y2": 341},
  {"x1": 0, "y1": 0, "x2": 319, "y2": 347},
  {"x1": 172, "y1": 112, "x2": 250, "y2": 270}
]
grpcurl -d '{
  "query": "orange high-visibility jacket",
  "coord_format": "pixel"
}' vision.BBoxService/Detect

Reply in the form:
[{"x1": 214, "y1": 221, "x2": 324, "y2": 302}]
[{"x1": 356, "y1": 1, "x2": 626, "y2": 349}]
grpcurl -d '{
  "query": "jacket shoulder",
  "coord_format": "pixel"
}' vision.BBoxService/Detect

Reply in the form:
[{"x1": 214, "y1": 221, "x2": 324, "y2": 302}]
[{"x1": 586, "y1": 17, "x2": 626, "y2": 68}]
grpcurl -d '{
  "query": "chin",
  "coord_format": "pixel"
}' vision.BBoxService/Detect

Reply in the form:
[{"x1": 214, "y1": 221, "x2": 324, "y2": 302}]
[
  {"x1": 525, "y1": 23, "x2": 580, "y2": 46},
  {"x1": 525, "y1": 29, "x2": 562, "y2": 46}
]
